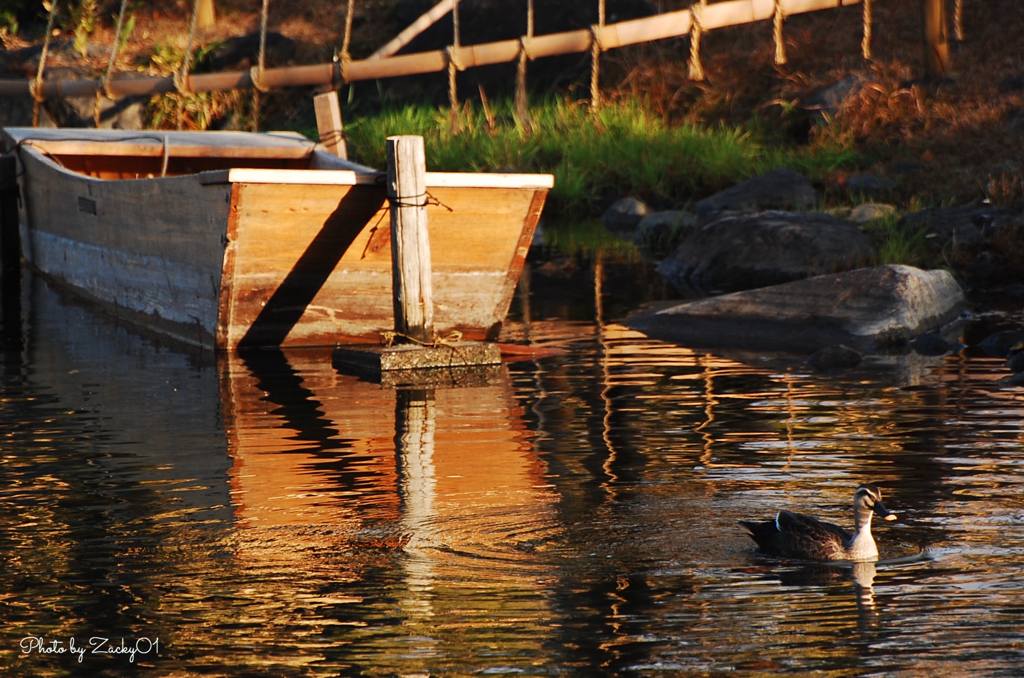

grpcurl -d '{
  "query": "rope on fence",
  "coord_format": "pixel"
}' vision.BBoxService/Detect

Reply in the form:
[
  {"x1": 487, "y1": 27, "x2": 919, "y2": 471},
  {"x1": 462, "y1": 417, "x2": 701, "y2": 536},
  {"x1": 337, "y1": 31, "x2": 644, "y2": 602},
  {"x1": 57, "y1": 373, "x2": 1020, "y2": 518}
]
[
  {"x1": 250, "y1": 0, "x2": 271, "y2": 131},
  {"x1": 861, "y1": 0, "x2": 872, "y2": 59},
  {"x1": 954, "y1": 0, "x2": 964, "y2": 41},
  {"x1": 340, "y1": 0, "x2": 355, "y2": 82},
  {"x1": 590, "y1": 0, "x2": 606, "y2": 110},
  {"x1": 448, "y1": 0, "x2": 462, "y2": 134},
  {"x1": 173, "y1": 0, "x2": 203, "y2": 129},
  {"x1": 94, "y1": 0, "x2": 130, "y2": 127},
  {"x1": 514, "y1": 0, "x2": 533, "y2": 127},
  {"x1": 31, "y1": 0, "x2": 61, "y2": 127},
  {"x1": 688, "y1": 0, "x2": 707, "y2": 81},
  {"x1": 773, "y1": 0, "x2": 787, "y2": 65}
]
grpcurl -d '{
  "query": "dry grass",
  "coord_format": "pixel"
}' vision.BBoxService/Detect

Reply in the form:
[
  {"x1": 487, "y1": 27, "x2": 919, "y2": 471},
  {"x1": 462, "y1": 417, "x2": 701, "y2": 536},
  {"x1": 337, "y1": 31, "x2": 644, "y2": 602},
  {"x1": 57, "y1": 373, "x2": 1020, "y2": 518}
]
[{"x1": 600, "y1": 1, "x2": 1024, "y2": 208}]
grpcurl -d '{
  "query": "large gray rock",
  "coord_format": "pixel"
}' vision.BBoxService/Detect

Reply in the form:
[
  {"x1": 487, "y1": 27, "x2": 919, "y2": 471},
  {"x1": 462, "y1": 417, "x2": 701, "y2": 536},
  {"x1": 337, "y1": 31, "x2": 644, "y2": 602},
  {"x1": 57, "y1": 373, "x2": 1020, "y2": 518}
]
[
  {"x1": 628, "y1": 265, "x2": 967, "y2": 352},
  {"x1": 802, "y1": 75, "x2": 871, "y2": 123},
  {"x1": 696, "y1": 168, "x2": 816, "y2": 218},
  {"x1": 899, "y1": 205, "x2": 1018, "y2": 247},
  {"x1": 656, "y1": 210, "x2": 876, "y2": 294},
  {"x1": 634, "y1": 210, "x2": 697, "y2": 259},
  {"x1": 601, "y1": 196, "x2": 650, "y2": 234}
]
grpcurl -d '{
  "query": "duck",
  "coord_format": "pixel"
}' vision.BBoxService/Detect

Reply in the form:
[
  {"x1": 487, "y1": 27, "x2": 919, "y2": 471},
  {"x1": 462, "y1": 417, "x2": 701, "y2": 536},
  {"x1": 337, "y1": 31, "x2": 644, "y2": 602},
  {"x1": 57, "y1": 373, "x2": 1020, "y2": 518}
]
[{"x1": 738, "y1": 484, "x2": 897, "y2": 561}]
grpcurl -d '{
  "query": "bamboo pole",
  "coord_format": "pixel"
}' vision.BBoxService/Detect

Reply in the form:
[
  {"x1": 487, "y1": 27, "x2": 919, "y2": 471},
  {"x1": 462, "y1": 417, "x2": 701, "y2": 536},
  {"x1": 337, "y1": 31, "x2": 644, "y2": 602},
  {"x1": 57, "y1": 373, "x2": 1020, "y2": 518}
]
[
  {"x1": 371, "y1": 0, "x2": 456, "y2": 59},
  {"x1": 0, "y1": 0, "x2": 869, "y2": 101},
  {"x1": 387, "y1": 135, "x2": 433, "y2": 344}
]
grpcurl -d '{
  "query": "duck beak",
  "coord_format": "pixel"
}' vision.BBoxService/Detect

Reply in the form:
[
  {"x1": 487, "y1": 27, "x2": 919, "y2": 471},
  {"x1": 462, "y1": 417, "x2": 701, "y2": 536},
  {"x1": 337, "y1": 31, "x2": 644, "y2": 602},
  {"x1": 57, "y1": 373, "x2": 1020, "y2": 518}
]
[{"x1": 874, "y1": 501, "x2": 897, "y2": 521}]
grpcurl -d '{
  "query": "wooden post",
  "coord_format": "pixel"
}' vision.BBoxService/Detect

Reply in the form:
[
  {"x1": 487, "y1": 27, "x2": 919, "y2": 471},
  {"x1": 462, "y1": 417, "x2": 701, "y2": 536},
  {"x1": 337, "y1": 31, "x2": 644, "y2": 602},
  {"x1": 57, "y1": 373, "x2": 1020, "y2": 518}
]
[
  {"x1": 197, "y1": 0, "x2": 216, "y2": 29},
  {"x1": 387, "y1": 136, "x2": 433, "y2": 344},
  {"x1": 922, "y1": 0, "x2": 950, "y2": 77},
  {"x1": 313, "y1": 91, "x2": 348, "y2": 159}
]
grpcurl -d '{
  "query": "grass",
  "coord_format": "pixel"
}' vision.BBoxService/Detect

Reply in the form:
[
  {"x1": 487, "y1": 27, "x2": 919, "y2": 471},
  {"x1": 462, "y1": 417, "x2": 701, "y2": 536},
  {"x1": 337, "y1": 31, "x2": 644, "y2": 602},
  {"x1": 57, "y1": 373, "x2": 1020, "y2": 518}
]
[{"x1": 339, "y1": 96, "x2": 862, "y2": 219}]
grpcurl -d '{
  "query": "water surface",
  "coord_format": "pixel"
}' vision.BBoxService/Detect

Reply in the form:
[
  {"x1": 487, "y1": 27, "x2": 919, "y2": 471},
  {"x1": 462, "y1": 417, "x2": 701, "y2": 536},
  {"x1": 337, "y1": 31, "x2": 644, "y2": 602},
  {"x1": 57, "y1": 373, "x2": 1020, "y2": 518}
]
[{"x1": 2, "y1": 261, "x2": 1023, "y2": 676}]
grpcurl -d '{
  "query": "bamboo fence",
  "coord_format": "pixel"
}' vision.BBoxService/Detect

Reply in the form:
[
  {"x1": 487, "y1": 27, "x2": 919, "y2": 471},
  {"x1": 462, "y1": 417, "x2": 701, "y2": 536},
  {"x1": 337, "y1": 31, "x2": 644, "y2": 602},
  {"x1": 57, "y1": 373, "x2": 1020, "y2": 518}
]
[{"x1": 0, "y1": 0, "x2": 879, "y2": 104}]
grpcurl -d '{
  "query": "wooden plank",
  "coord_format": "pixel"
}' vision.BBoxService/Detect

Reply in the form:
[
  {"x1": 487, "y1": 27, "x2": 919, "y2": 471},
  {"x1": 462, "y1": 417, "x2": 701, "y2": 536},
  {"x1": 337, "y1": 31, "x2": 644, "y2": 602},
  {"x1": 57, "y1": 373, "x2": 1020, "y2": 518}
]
[
  {"x1": 3, "y1": 127, "x2": 313, "y2": 152},
  {"x1": 492, "y1": 188, "x2": 547, "y2": 335},
  {"x1": 224, "y1": 181, "x2": 536, "y2": 347},
  {"x1": 204, "y1": 168, "x2": 555, "y2": 189},
  {"x1": 222, "y1": 168, "x2": 370, "y2": 186},
  {"x1": 426, "y1": 172, "x2": 554, "y2": 190},
  {"x1": 387, "y1": 135, "x2": 433, "y2": 343},
  {"x1": 313, "y1": 91, "x2": 348, "y2": 159}
]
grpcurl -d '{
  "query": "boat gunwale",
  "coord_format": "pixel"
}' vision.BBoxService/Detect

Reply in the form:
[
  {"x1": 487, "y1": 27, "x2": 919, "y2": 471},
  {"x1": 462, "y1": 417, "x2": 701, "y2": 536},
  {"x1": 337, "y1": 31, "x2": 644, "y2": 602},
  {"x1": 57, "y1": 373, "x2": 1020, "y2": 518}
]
[{"x1": 4, "y1": 128, "x2": 555, "y2": 190}]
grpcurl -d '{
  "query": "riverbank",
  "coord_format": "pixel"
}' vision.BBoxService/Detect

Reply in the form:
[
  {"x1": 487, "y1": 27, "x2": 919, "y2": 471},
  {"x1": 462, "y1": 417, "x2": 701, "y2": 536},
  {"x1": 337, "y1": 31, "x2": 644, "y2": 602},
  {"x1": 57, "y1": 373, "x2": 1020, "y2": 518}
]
[{"x1": 2, "y1": 1, "x2": 1022, "y2": 287}]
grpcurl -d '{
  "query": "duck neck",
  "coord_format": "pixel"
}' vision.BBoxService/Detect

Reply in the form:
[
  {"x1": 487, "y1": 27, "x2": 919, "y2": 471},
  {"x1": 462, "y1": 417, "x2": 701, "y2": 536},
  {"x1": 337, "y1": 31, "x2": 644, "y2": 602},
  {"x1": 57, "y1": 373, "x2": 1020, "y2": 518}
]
[
  {"x1": 854, "y1": 505, "x2": 874, "y2": 531},
  {"x1": 847, "y1": 507, "x2": 878, "y2": 560}
]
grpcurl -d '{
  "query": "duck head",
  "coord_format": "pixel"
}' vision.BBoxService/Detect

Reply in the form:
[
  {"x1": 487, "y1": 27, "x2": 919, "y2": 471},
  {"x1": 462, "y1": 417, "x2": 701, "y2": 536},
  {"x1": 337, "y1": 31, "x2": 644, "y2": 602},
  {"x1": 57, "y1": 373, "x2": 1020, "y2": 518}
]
[{"x1": 854, "y1": 483, "x2": 897, "y2": 529}]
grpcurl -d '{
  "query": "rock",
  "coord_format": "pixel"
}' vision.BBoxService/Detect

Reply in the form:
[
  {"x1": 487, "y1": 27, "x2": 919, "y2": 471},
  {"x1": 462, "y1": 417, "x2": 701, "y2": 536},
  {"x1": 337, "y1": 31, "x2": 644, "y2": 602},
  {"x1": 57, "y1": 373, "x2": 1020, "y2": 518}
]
[
  {"x1": 46, "y1": 90, "x2": 147, "y2": 130},
  {"x1": 843, "y1": 174, "x2": 896, "y2": 199},
  {"x1": 199, "y1": 32, "x2": 298, "y2": 71},
  {"x1": 633, "y1": 210, "x2": 697, "y2": 259},
  {"x1": 998, "y1": 372, "x2": 1024, "y2": 387},
  {"x1": 628, "y1": 265, "x2": 968, "y2": 352},
  {"x1": 849, "y1": 203, "x2": 897, "y2": 224},
  {"x1": 807, "y1": 345, "x2": 862, "y2": 371},
  {"x1": 696, "y1": 168, "x2": 816, "y2": 218},
  {"x1": 900, "y1": 205, "x2": 1018, "y2": 247},
  {"x1": 601, "y1": 197, "x2": 650, "y2": 234},
  {"x1": 656, "y1": 211, "x2": 876, "y2": 294},
  {"x1": 1007, "y1": 345, "x2": 1024, "y2": 373},
  {"x1": 961, "y1": 311, "x2": 1018, "y2": 347},
  {"x1": 910, "y1": 332, "x2": 963, "y2": 356},
  {"x1": 978, "y1": 330, "x2": 1024, "y2": 358},
  {"x1": 802, "y1": 75, "x2": 869, "y2": 123}
]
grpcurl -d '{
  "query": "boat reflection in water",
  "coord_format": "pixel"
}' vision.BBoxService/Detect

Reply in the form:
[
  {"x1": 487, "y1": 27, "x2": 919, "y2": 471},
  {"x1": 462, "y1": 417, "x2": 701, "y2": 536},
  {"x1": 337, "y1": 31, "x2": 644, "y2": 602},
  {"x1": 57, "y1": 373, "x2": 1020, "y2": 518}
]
[
  {"x1": 221, "y1": 348, "x2": 561, "y2": 665},
  {"x1": 8, "y1": 263, "x2": 1024, "y2": 675}
]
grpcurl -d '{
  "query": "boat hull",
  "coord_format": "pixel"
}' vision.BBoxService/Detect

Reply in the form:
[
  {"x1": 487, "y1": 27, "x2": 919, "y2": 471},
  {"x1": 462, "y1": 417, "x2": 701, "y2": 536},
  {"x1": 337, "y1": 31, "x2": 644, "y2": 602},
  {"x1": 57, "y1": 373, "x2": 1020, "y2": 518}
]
[{"x1": 4, "y1": 129, "x2": 550, "y2": 350}]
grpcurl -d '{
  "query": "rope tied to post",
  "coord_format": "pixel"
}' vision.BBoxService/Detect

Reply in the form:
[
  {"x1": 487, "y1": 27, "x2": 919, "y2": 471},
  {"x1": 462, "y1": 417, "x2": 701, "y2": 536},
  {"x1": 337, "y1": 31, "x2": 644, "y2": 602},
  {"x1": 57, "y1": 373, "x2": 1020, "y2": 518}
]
[
  {"x1": 589, "y1": 0, "x2": 606, "y2": 110},
  {"x1": 861, "y1": 0, "x2": 873, "y2": 60},
  {"x1": 338, "y1": 0, "x2": 355, "y2": 85},
  {"x1": 688, "y1": 0, "x2": 707, "y2": 81},
  {"x1": 250, "y1": 0, "x2": 271, "y2": 131},
  {"x1": 387, "y1": 190, "x2": 453, "y2": 212},
  {"x1": 447, "y1": 0, "x2": 463, "y2": 134},
  {"x1": 172, "y1": 0, "x2": 203, "y2": 129},
  {"x1": 31, "y1": 0, "x2": 61, "y2": 127},
  {"x1": 773, "y1": 0, "x2": 787, "y2": 65},
  {"x1": 94, "y1": 0, "x2": 131, "y2": 127},
  {"x1": 514, "y1": 0, "x2": 534, "y2": 127},
  {"x1": 589, "y1": 26, "x2": 604, "y2": 109},
  {"x1": 380, "y1": 329, "x2": 463, "y2": 349}
]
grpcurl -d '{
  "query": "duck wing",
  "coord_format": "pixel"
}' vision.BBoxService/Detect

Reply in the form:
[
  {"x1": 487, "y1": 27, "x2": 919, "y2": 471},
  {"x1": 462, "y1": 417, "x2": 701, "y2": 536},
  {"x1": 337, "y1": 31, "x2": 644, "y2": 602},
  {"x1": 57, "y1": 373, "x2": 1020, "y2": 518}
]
[
  {"x1": 739, "y1": 510, "x2": 851, "y2": 560},
  {"x1": 776, "y1": 510, "x2": 851, "y2": 541}
]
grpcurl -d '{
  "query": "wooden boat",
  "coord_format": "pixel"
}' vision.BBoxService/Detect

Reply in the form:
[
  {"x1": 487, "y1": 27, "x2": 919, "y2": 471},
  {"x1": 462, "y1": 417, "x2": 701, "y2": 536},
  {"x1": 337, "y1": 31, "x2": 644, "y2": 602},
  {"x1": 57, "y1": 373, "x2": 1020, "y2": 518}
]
[{"x1": 1, "y1": 127, "x2": 552, "y2": 350}]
